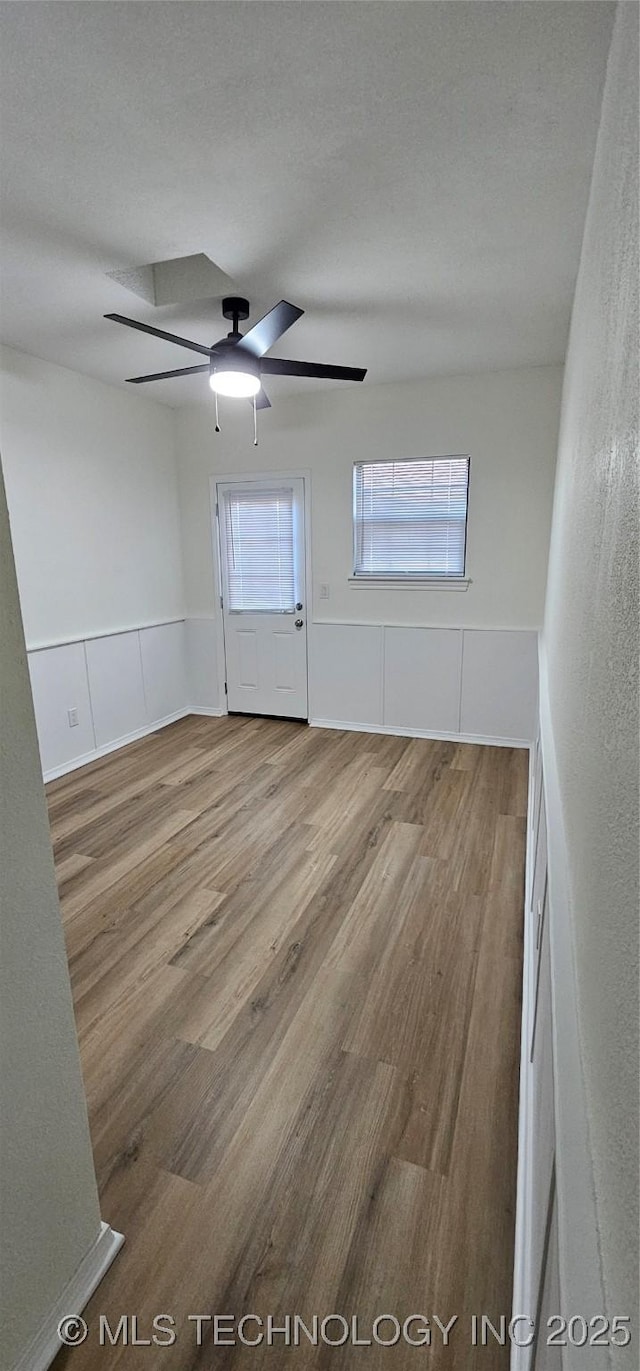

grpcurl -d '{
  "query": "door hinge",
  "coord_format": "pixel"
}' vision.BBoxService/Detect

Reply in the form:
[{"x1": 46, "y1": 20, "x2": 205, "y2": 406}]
[
  {"x1": 220, "y1": 594, "x2": 223, "y2": 609},
  {"x1": 215, "y1": 502, "x2": 219, "y2": 518},
  {"x1": 224, "y1": 681, "x2": 228, "y2": 695}
]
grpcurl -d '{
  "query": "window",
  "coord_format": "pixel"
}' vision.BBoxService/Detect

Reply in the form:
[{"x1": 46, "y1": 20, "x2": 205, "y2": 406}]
[
  {"x1": 352, "y1": 457, "x2": 470, "y2": 581},
  {"x1": 221, "y1": 485, "x2": 295, "y2": 611}
]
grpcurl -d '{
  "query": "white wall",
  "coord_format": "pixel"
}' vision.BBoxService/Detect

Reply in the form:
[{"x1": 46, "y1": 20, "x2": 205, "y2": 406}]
[
  {"x1": 540, "y1": 2, "x2": 639, "y2": 1359},
  {"x1": 175, "y1": 366, "x2": 560, "y2": 742},
  {"x1": 0, "y1": 461, "x2": 118, "y2": 1370},
  {"x1": 176, "y1": 364, "x2": 562, "y2": 627},
  {"x1": 1, "y1": 335, "x2": 561, "y2": 762},
  {"x1": 0, "y1": 345, "x2": 203, "y2": 777},
  {"x1": 0, "y1": 344, "x2": 185, "y2": 646}
]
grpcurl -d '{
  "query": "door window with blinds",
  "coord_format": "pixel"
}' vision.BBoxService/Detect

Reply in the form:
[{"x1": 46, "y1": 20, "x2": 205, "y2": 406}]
[
  {"x1": 353, "y1": 457, "x2": 470, "y2": 580},
  {"x1": 220, "y1": 485, "x2": 296, "y2": 612}
]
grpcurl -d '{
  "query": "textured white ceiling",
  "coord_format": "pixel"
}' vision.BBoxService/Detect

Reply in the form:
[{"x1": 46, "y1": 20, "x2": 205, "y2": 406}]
[{"x1": 0, "y1": 1, "x2": 614, "y2": 407}]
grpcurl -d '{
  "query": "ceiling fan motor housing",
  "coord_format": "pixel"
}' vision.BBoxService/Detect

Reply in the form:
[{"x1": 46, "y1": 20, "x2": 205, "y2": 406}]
[
  {"x1": 221, "y1": 296, "x2": 250, "y2": 322},
  {"x1": 209, "y1": 345, "x2": 260, "y2": 380}
]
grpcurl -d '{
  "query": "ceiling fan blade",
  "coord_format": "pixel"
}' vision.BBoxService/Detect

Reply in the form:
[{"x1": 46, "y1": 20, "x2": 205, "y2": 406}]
[
  {"x1": 240, "y1": 300, "x2": 304, "y2": 358},
  {"x1": 260, "y1": 357, "x2": 367, "y2": 382},
  {"x1": 254, "y1": 387, "x2": 271, "y2": 410},
  {"x1": 105, "y1": 313, "x2": 212, "y2": 357},
  {"x1": 126, "y1": 364, "x2": 210, "y2": 383}
]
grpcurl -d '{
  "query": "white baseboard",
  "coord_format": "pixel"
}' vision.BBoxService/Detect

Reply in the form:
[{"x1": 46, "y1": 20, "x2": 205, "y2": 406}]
[
  {"x1": 44, "y1": 707, "x2": 529, "y2": 784},
  {"x1": 309, "y1": 717, "x2": 531, "y2": 748},
  {"x1": 42, "y1": 708, "x2": 192, "y2": 781},
  {"x1": 43, "y1": 706, "x2": 227, "y2": 782},
  {"x1": 12, "y1": 1221, "x2": 124, "y2": 1371}
]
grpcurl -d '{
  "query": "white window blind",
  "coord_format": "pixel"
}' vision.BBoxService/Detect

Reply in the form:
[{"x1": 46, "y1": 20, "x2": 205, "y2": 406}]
[
  {"x1": 353, "y1": 457, "x2": 470, "y2": 578},
  {"x1": 222, "y1": 486, "x2": 295, "y2": 611}
]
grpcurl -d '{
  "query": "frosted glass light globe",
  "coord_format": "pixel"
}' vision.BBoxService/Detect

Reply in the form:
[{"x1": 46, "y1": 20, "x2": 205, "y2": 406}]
[{"x1": 209, "y1": 370, "x2": 260, "y2": 398}]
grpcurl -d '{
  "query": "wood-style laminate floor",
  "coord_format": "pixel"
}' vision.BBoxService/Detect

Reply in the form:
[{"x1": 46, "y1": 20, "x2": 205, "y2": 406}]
[{"x1": 51, "y1": 715, "x2": 527, "y2": 1370}]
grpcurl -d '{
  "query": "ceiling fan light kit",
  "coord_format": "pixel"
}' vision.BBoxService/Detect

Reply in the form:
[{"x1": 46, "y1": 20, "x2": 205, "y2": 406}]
[
  {"x1": 105, "y1": 294, "x2": 367, "y2": 444},
  {"x1": 209, "y1": 354, "x2": 261, "y2": 401}
]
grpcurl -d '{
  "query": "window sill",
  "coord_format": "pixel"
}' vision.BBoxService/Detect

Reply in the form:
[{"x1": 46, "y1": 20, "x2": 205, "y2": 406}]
[{"x1": 348, "y1": 576, "x2": 471, "y2": 591}]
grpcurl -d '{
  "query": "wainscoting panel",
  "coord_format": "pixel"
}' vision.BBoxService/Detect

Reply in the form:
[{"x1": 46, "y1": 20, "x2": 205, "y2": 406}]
[
  {"x1": 512, "y1": 702, "x2": 605, "y2": 1371},
  {"x1": 460, "y1": 628, "x2": 538, "y2": 742},
  {"x1": 383, "y1": 626, "x2": 462, "y2": 733},
  {"x1": 310, "y1": 623, "x2": 383, "y2": 727},
  {"x1": 185, "y1": 616, "x2": 219, "y2": 711},
  {"x1": 85, "y1": 631, "x2": 147, "y2": 748},
  {"x1": 528, "y1": 895, "x2": 556, "y2": 1329},
  {"x1": 512, "y1": 745, "x2": 557, "y2": 1371},
  {"x1": 28, "y1": 641, "x2": 95, "y2": 773},
  {"x1": 310, "y1": 623, "x2": 538, "y2": 744},
  {"x1": 533, "y1": 1187, "x2": 561, "y2": 1371},
  {"x1": 27, "y1": 620, "x2": 192, "y2": 780},
  {"x1": 28, "y1": 620, "x2": 539, "y2": 780},
  {"x1": 139, "y1": 621, "x2": 187, "y2": 723}
]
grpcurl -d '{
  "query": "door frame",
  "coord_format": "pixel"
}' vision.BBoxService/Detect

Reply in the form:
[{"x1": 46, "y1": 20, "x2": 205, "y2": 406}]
[{"x1": 209, "y1": 469, "x2": 313, "y2": 717}]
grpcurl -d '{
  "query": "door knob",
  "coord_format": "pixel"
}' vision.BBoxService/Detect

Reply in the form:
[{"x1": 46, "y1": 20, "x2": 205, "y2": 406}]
[{"x1": 295, "y1": 619, "x2": 304, "y2": 629}]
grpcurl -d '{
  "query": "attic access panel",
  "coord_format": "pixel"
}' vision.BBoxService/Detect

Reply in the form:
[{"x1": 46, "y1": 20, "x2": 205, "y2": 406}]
[{"x1": 106, "y1": 253, "x2": 236, "y2": 307}]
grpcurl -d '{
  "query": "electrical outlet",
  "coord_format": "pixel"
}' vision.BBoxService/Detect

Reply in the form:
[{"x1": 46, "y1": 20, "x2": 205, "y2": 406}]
[
  {"x1": 68, "y1": 707, "x2": 79, "y2": 728},
  {"x1": 319, "y1": 583, "x2": 330, "y2": 599}
]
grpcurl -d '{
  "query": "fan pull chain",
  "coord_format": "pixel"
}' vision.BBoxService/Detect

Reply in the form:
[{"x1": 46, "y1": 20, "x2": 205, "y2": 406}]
[
  {"x1": 214, "y1": 389, "x2": 220, "y2": 433},
  {"x1": 253, "y1": 394, "x2": 258, "y2": 446}
]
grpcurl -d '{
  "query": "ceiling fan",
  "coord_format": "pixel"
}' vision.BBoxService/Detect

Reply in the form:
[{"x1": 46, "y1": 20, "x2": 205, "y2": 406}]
[{"x1": 105, "y1": 296, "x2": 367, "y2": 412}]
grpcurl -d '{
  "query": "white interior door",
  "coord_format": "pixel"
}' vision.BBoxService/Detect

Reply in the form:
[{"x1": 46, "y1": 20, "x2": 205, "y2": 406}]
[{"x1": 217, "y1": 477, "x2": 308, "y2": 719}]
